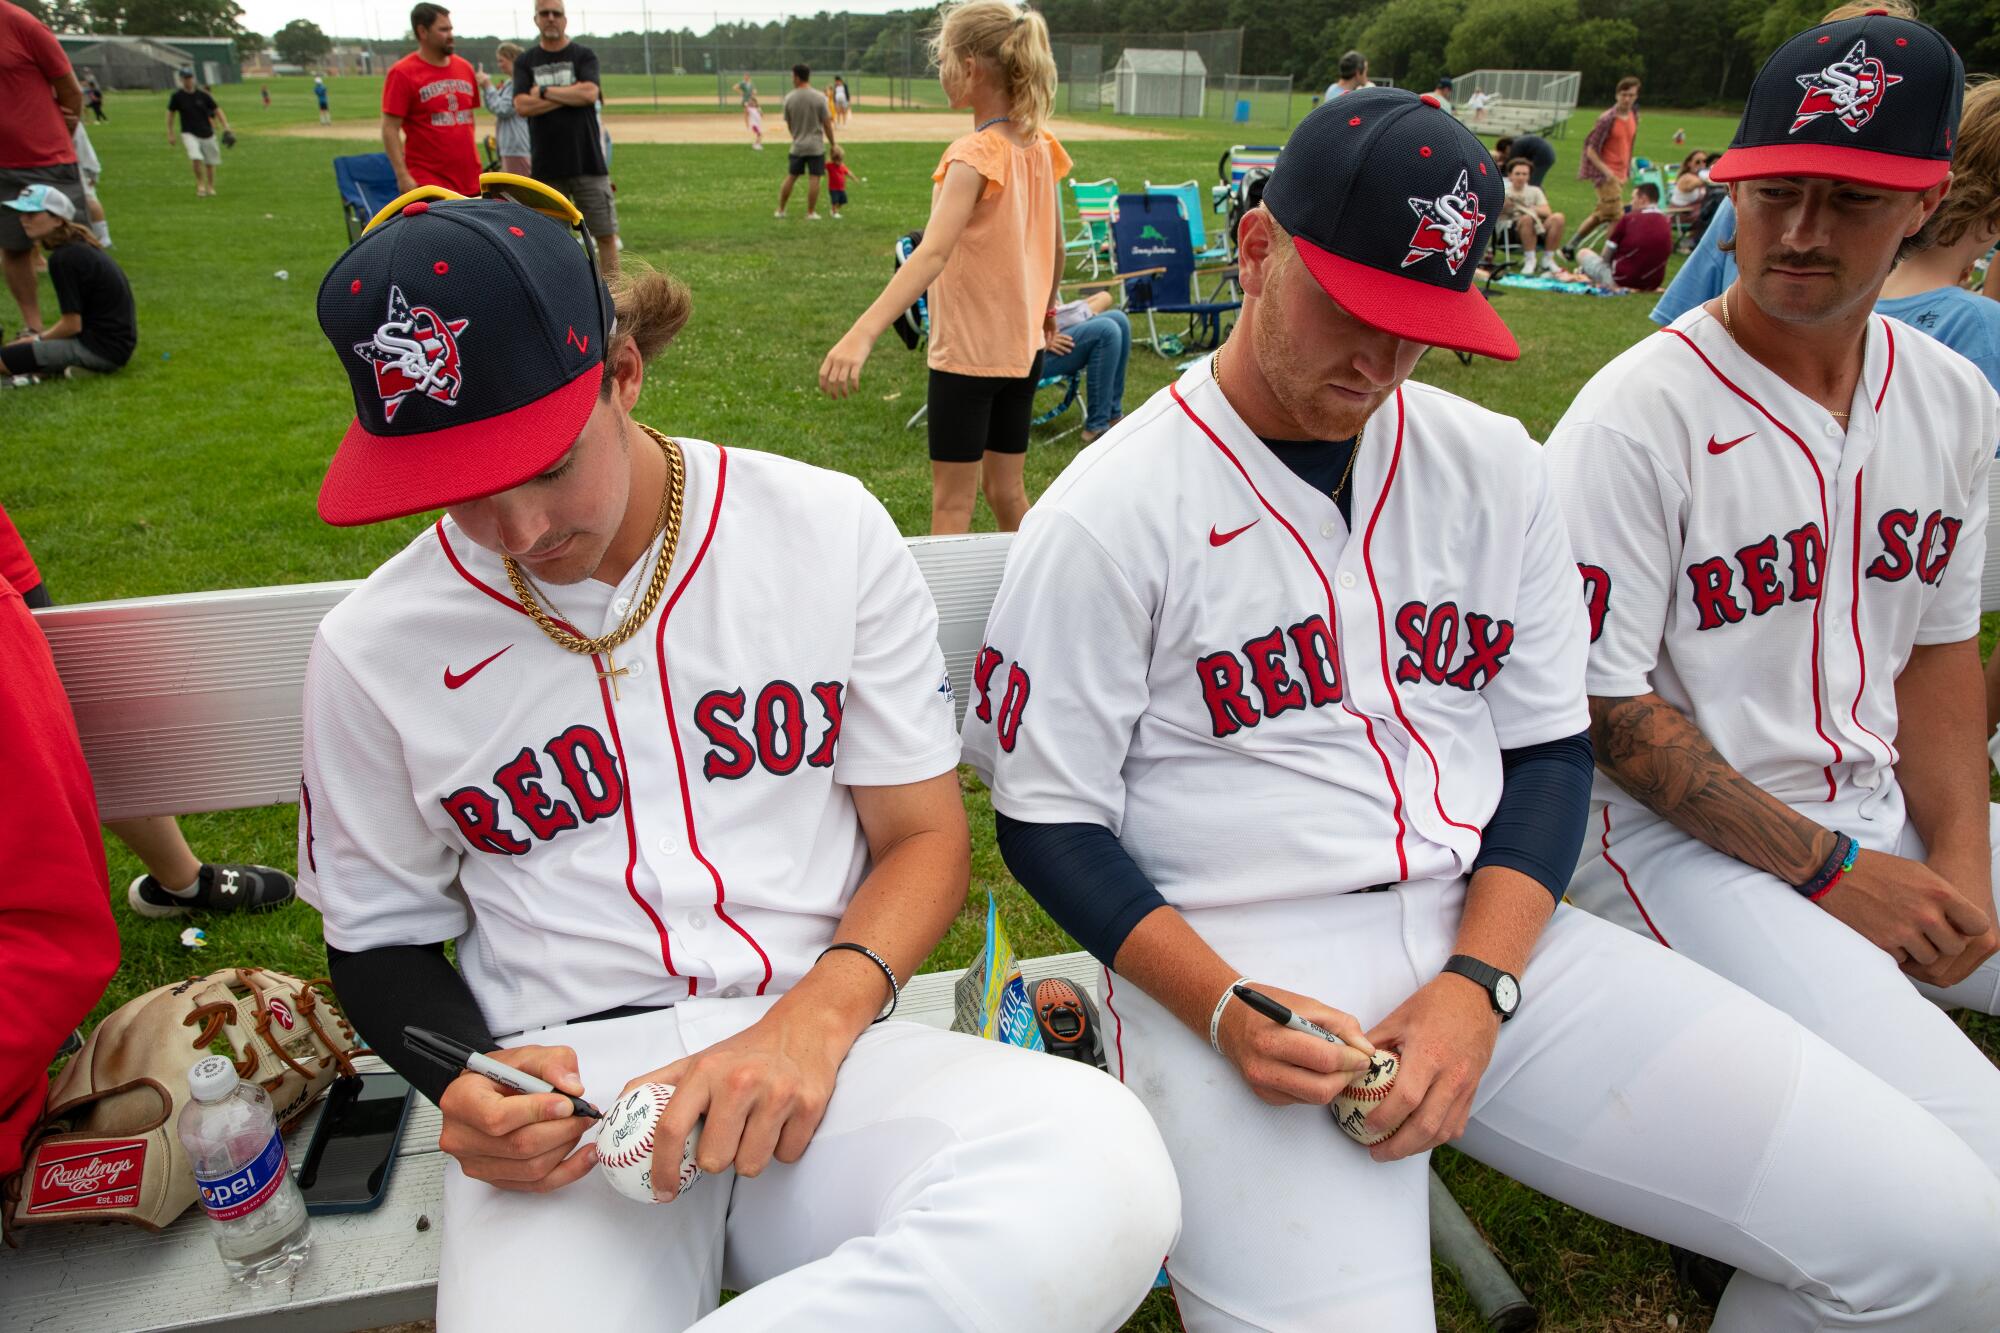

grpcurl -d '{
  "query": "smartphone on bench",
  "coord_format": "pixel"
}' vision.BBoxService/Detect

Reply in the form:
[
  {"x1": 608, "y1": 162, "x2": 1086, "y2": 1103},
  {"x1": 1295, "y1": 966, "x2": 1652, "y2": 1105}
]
[{"x1": 296, "y1": 1070, "x2": 415, "y2": 1215}]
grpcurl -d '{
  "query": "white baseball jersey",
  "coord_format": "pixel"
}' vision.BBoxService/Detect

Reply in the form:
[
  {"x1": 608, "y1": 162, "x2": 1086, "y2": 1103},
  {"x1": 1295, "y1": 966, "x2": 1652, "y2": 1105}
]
[
  {"x1": 296, "y1": 439, "x2": 961, "y2": 1036},
  {"x1": 961, "y1": 357, "x2": 1590, "y2": 903},
  {"x1": 958, "y1": 358, "x2": 2000, "y2": 1331},
  {"x1": 1547, "y1": 309, "x2": 1995, "y2": 834}
]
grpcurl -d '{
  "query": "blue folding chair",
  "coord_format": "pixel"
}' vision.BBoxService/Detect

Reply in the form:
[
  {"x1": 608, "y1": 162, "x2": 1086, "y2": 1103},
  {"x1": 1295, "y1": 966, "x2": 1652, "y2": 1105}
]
[
  {"x1": 892, "y1": 232, "x2": 1082, "y2": 436},
  {"x1": 1110, "y1": 194, "x2": 1240, "y2": 357},
  {"x1": 335, "y1": 154, "x2": 401, "y2": 243},
  {"x1": 1144, "y1": 180, "x2": 1231, "y2": 264}
]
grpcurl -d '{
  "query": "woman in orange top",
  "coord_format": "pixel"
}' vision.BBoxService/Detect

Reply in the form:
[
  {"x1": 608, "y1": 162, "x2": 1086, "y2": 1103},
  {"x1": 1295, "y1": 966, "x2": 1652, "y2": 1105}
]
[{"x1": 820, "y1": 0, "x2": 1069, "y2": 534}]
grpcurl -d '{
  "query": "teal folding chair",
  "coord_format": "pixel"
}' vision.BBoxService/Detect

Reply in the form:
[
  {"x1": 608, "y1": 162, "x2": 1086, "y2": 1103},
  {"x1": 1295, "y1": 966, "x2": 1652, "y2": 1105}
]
[
  {"x1": 1144, "y1": 179, "x2": 1231, "y2": 264},
  {"x1": 1067, "y1": 178, "x2": 1119, "y2": 278}
]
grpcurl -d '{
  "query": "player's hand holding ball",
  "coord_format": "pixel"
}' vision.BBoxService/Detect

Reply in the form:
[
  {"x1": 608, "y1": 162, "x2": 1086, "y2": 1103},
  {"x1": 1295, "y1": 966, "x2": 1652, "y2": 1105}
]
[
  {"x1": 1359, "y1": 974, "x2": 1501, "y2": 1163},
  {"x1": 436, "y1": 1044, "x2": 597, "y2": 1193},
  {"x1": 1214, "y1": 982, "x2": 1375, "y2": 1108},
  {"x1": 615, "y1": 996, "x2": 853, "y2": 1202},
  {"x1": 597, "y1": 1083, "x2": 702, "y2": 1204}
]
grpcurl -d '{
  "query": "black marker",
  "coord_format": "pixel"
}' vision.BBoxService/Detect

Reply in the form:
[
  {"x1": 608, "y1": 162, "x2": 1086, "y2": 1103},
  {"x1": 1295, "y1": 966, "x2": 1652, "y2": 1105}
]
[
  {"x1": 403, "y1": 1025, "x2": 602, "y2": 1119},
  {"x1": 1231, "y1": 985, "x2": 1346, "y2": 1046}
]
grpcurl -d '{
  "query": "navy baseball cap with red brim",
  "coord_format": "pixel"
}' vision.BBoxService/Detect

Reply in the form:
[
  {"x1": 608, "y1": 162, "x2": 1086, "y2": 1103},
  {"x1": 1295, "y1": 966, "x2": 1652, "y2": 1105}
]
[
  {"x1": 315, "y1": 197, "x2": 611, "y2": 527},
  {"x1": 1709, "y1": 12, "x2": 1962, "y2": 191},
  {"x1": 1262, "y1": 88, "x2": 1517, "y2": 362}
]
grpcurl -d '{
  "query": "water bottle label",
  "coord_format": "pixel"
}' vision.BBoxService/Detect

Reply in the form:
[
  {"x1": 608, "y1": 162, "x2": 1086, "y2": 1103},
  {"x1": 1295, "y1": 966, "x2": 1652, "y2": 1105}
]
[{"x1": 195, "y1": 1128, "x2": 289, "y2": 1221}]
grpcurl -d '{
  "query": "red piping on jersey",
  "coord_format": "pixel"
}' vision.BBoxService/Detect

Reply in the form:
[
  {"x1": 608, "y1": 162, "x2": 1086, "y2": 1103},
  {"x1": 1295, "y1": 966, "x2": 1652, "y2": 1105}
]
[
  {"x1": 1873, "y1": 319, "x2": 1895, "y2": 414},
  {"x1": 1101, "y1": 965, "x2": 1127, "y2": 1083},
  {"x1": 1170, "y1": 381, "x2": 1410, "y2": 879},
  {"x1": 1665, "y1": 329, "x2": 1842, "y2": 800},
  {"x1": 648, "y1": 447, "x2": 776, "y2": 997},
  {"x1": 433, "y1": 520, "x2": 681, "y2": 983},
  {"x1": 1359, "y1": 392, "x2": 1481, "y2": 839},
  {"x1": 1601, "y1": 807, "x2": 1669, "y2": 947},
  {"x1": 1846, "y1": 470, "x2": 1895, "y2": 763},
  {"x1": 300, "y1": 781, "x2": 316, "y2": 873}
]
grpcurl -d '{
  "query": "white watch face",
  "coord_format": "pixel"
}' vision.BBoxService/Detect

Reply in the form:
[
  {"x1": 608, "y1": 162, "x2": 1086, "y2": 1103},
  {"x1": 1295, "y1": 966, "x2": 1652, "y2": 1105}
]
[{"x1": 1494, "y1": 974, "x2": 1520, "y2": 1013}]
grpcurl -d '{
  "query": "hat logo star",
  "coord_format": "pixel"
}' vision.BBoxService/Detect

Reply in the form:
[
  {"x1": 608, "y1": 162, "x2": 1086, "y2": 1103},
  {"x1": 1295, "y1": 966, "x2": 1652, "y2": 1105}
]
[
  {"x1": 1402, "y1": 169, "x2": 1486, "y2": 274},
  {"x1": 1791, "y1": 39, "x2": 1904, "y2": 133},
  {"x1": 352, "y1": 283, "x2": 470, "y2": 421}
]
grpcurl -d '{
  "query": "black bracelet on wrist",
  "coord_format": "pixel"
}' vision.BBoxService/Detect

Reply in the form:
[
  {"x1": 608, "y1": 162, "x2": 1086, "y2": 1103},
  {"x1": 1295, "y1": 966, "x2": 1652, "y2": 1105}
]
[
  {"x1": 1796, "y1": 831, "x2": 1855, "y2": 900},
  {"x1": 817, "y1": 942, "x2": 900, "y2": 1023}
]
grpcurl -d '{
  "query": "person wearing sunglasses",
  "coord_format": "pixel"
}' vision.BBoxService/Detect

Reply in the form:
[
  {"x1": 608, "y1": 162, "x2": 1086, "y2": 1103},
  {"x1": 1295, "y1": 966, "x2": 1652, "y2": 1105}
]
[
  {"x1": 512, "y1": 0, "x2": 617, "y2": 276},
  {"x1": 301, "y1": 189, "x2": 1178, "y2": 1329}
]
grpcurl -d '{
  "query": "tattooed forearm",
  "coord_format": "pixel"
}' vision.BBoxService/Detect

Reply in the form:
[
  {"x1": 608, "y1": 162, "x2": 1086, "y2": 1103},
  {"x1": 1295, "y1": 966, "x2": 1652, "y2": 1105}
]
[{"x1": 1588, "y1": 693, "x2": 1839, "y2": 886}]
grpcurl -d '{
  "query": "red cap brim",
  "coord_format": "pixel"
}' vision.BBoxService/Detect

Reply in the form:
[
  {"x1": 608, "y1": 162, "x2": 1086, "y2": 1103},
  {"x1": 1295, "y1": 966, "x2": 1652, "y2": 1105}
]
[
  {"x1": 1708, "y1": 143, "x2": 1948, "y2": 190},
  {"x1": 1291, "y1": 236, "x2": 1520, "y2": 362},
  {"x1": 318, "y1": 364, "x2": 603, "y2": 526}
]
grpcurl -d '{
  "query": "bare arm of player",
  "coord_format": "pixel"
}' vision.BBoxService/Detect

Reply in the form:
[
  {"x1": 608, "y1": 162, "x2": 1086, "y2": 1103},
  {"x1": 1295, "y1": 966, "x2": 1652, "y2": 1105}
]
[
  {"x1": 1890, "y1": 637, "x2": 1999, "y2": 986},
  {"x1": 1111, "y1": 905, "x2": 1376, "y2": 1107},
  {"x1": 1362, "y1": 866, "x2": 1551, "y2": 1163},
  {"x1": 622, "y1": 770, "x2": 968, "y2": 1198},
  {"x1": 818, "y1": 161, "x2": 984, "y2": 399},
  {"x1": 1590, "y1": 691, "x2": 1988, "y2": 967},
  {"x1": 380, "y1": 114, "x2": 415, "y2": 191},
  {"x1": 436, "y1": 1046, "x2": 598, "y2": 1194}
]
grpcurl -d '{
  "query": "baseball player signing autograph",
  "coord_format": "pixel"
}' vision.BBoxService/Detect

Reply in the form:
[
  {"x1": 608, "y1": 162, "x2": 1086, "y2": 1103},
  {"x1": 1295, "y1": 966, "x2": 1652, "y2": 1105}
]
[
  {"x1": 1551, "y1": 14, "x2": 2000, "y2": 1169},
  {"x1": 297, "y1": 193, "x2": 1176, "y2": 1329},
  {"x1": 964, "y1": 89, "x2": 2000, "y2": 1330}
]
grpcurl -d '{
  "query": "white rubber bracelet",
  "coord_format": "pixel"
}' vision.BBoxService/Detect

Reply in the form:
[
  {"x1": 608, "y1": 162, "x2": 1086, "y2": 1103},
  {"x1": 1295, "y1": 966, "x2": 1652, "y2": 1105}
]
[{"x1": 1209, "y1": 976, "x2": 1252, "y2": 1055}]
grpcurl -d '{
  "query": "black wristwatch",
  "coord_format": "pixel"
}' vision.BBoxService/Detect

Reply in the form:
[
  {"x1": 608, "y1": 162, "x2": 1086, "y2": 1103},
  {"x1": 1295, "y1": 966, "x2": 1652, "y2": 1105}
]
[{"x1": 1442, "y1": 954, "x2": 1520, "y2": 1021}]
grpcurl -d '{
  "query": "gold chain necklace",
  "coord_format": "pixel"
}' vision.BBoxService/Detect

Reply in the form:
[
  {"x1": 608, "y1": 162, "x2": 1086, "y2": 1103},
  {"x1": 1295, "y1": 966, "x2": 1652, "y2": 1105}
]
[
  {"x1": 502, "y1": 422, "x2": 686, "y2": 699},
  {"x1": 1212, "y1": 348, "x2": 1364, "y2": 505},
  {"x1": 1720, "y1": 288, "x2": 1848, "y2": 419}
]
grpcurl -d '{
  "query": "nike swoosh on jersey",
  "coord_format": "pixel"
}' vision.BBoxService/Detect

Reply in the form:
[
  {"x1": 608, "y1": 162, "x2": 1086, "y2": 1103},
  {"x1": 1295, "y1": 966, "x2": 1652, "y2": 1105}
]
[
  {"x1": 1210, "y1": 520, "x2": 1259, "y2": 546},
  {"x1": 1706, "y1": 433, "x2": 1754, "y2": 455},
  {"x1": 444, "y1": 645, "x2": 512, "y2": 690}
]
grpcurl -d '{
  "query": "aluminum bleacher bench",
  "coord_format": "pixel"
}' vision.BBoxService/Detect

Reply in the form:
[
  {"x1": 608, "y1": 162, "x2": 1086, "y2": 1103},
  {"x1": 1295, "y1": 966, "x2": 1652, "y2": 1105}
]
[{"x1": 0, "y1": 531, "x2": 1532, "y2": 1332}]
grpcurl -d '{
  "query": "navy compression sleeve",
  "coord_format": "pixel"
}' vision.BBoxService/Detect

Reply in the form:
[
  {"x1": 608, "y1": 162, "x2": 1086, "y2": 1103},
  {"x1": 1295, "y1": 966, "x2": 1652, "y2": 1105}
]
[
  {"x1": 1470, "y1": 730, "x2": 1595, "y2": 902},
  {"x1": 326, "y1": 942, "x2": 496, "y2": 1107},
  {"x1": 994, "y1": 812, "x2": 1167, "y2": 969}
]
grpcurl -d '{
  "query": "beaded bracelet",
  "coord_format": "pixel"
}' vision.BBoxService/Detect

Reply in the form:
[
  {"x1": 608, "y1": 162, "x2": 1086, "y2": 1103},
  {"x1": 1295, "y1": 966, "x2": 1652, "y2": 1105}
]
[
  {"x1": 1797, "y1": 832, "x2": 1859, "y2": 901},
  {"x1": 818, "y1": 942, "x2": 901, "y2": 1023},
  {"x1": 1209, "y1": 976, "x2": 1252, "y2": 1055}
]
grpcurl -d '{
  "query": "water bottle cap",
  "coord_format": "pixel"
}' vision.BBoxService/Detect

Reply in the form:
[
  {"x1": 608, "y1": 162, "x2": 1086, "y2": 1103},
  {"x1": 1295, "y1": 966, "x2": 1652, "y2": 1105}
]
[{"x1": 188, "y1": 1055, "x2": 239, "y2": 1103}]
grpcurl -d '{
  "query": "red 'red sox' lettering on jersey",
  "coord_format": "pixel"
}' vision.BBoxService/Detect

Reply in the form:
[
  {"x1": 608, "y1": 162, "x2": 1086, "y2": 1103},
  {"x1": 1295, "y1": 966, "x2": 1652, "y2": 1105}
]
[
  {"x1": 1194, "y1": 616, "x2": 1343, "y2": 739},
  {"x1": 1392, "y1": 602, "x2": 1514, "y2": 690},
  {"x1": 441, "y1": 723, "x2": 623, "y2": 855},
  {"x1": 693, "y1": 679, "x2": 845, "y2": 780},
  {"x1": 1681, "y1": 522, "x2": 1826, "y2": 630},
  {"x1": 1864, "y1": 508, "x2": 1961, "y2": 585},
  {"x1": 970, "y1": 646, "x2": 1030, "y2": 752}
]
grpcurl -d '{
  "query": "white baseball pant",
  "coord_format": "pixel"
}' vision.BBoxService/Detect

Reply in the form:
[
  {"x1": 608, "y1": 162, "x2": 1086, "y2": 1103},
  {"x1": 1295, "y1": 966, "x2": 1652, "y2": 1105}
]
[
  {"x1": 1104, "y1": 880, "x2": 2000, "y2": 1332},
  {"x1": 436, "y1": 997, "x2": 1179, "y2": 1330},
  {"x1": 1574, "y1": 800, "x2": 2000, "y2": 1175}
]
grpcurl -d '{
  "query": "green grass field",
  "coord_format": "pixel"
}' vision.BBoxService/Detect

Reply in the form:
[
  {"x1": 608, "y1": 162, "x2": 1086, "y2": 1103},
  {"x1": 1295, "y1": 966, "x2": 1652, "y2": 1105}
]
[{"x1": 9, "y1": 80, "x2": 1996, "y2": 1331}]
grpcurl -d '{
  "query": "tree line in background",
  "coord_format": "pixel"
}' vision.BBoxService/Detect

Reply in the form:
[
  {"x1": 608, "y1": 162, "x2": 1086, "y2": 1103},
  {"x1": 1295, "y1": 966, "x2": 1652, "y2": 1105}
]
[{"x1": 15, "y1": 0, "x2": 1998, "y2": 106}]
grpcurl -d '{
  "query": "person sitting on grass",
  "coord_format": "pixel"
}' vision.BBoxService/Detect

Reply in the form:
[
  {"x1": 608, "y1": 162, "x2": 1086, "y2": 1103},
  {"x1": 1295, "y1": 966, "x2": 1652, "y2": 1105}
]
[
  {"x1": 1549, "y1": 180, "x2": 1671, "y2": 293},
  {"x1": 826, "y1": 143, "x2": 851, "y2": 217},
  {"x1": 1500, "y1": 155, "x2": 1565, "y2": 275},
  {"x1": 0, "y1": 185, "x2": 132, "y2": 382},
  {"x1": 1042, "y1": 289, "x2": 1130, "y2": 443}
]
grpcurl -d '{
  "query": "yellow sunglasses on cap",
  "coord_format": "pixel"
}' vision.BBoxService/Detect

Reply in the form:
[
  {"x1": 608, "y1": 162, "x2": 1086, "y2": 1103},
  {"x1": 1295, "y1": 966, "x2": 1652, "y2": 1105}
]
[{"x1": 361, "y1": 172, "x2": 585, "y2": 235}]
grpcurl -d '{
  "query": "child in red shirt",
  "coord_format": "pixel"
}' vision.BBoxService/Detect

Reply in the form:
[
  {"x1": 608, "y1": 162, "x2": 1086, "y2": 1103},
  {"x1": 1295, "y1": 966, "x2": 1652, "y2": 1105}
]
[{"x1": 826, "y1": 144, "x2": 851, "y2": 218}]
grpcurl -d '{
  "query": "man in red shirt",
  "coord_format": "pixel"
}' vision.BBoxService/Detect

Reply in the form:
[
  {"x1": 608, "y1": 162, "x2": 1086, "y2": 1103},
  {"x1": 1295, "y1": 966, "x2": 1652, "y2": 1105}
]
[
  {"x1": 381, "y1": 2, "x2": 480, "y2": 197},
  {"x1": 0, "y1": 547, "x2": 119, "y2": 1178},
  {"x1": 1572, "y1": 180, "x2": 1673, "y2": 292},
  {"x1": 0, "y1": 0, "x2": 84, "y2": 338}
]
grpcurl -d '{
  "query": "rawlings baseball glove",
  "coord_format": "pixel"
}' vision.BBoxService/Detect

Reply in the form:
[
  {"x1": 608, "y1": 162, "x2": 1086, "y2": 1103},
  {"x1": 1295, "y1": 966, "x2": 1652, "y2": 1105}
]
[{"x1": 2, "y1": 967, "x2": 359, "y2": 1242}]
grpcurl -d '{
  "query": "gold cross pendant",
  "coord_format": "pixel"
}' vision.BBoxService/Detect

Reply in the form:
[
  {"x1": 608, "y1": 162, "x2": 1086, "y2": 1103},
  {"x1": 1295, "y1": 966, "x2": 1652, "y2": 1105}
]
[{"x1": 597, "y1": 650, "x2": 631, "y2": 701}]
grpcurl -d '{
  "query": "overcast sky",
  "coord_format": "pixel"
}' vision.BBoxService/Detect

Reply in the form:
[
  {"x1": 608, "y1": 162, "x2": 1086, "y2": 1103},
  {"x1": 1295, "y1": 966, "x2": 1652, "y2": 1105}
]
[{"x1": 246, "y1": 0, "x2": 919, "y2": 43}]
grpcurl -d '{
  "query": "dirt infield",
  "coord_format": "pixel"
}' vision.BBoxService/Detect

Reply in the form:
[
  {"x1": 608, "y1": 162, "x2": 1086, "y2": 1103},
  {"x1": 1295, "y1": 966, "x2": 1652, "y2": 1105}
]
[{"x1": 278, "y1": 112, "x2": 1172, "y2": 146}]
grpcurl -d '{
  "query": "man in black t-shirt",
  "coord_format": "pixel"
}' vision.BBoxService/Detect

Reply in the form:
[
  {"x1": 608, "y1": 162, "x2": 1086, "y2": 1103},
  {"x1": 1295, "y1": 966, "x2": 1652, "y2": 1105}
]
[
  {"x1": 165, "y1": 69, "x2": 228, "y2": 197},
  {"x1": 512, "y1": 0, "x2": 616, "y2": 273},
  {"x1": 0, "y1": 184, "x2": 134, "y2": 379}
]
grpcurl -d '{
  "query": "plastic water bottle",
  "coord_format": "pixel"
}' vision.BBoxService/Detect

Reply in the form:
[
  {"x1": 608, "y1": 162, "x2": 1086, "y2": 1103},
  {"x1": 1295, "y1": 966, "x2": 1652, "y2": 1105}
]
[{"x1": 177, "y1": 1055, "x2": 312, "y2": 1283}]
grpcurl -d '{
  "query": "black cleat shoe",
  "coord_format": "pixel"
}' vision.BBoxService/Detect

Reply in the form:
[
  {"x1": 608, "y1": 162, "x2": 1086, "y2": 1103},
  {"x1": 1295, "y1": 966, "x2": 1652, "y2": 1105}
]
[
  {"x1": 1668, "y1": 1243, "x2": 1735, "y2": 1309},
  {"x1": 127, "y1": 862, "x2": 297, "y2": 919},
  {"x1": 1032, "y1": 977, "x2": 1107, "y2": 1071}
]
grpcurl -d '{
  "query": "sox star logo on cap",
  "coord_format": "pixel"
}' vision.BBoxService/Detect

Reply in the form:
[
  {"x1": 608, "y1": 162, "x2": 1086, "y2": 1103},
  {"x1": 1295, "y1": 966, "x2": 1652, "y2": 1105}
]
[
  {"x1": 352, "y1": 283, "x2": 471, "y2": 421},
  {"x1": 1711, "y1": 11, "x2": 1961, "y2": 190},
  {"x1": 1791, "y1": 39, "x2": 1904, "y2": 133},
  {"x1": 314, "y1": 195, "x2": 612, "y2": 527},
  {"x1": 1260, "y1": 88, "x2": 1516, "y2": 361}
]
